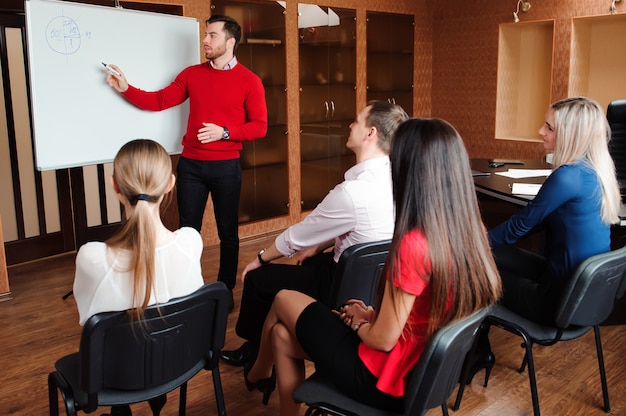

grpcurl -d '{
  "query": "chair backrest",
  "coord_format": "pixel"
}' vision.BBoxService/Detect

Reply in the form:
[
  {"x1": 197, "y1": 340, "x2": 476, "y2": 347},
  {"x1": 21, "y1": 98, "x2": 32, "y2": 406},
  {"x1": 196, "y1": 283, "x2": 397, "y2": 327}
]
[
  {"x1": 555, "y1": 246, "x2": 626, "y2": 328},
  {"x1": 328, "y1": 240, "x2": 391, "y2": 309},
  {"x1": 607, "y1": 99, "x2": 626, "y2": 193},
  {"x1": 403, "y1": 307, "x2": 490, "y2": 415},
  {"x1": 80, "y1": 282, "x2": 230, "y2": 395}
]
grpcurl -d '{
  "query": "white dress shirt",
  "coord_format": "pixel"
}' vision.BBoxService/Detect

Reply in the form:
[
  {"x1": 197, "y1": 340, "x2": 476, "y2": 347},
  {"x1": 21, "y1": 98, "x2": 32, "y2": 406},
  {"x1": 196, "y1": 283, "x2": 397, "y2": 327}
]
[
  {"x1": 275, "y1": 156, "x2": 394, "y2": 262},
  {"x1": 73, "y1": 227, "x2": 204, "y2": 325}
]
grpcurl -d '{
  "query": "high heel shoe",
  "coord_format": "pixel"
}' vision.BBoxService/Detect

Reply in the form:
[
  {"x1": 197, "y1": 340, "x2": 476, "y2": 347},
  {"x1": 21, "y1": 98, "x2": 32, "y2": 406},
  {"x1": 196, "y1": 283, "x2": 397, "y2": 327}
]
[
  {"x1": 463, "y1": 351, "x2": 495, "y2": 387},
  {"x1": 243, "y1": 362, "x2": 276, "y2": 405}
]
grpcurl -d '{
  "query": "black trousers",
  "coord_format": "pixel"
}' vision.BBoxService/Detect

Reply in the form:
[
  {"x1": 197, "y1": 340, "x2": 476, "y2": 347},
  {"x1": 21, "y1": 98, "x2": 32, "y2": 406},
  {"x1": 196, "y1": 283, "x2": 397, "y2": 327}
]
[
  {"x1": 492, "y1": 245, "x2": 566, "y2": 325},
  {"x1": 235, "y1": 252, "x2": 336, "y2": 344},
  {"x1": 176, "y1": 156, "x2": 241, "y2": 290}
]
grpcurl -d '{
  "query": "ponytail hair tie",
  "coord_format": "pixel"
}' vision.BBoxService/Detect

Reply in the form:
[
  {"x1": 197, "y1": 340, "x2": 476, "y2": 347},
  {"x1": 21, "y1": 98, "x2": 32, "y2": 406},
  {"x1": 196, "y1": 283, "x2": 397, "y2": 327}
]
[{"x1": 135, "y1": 193, "x2": 152, "y2": 202}]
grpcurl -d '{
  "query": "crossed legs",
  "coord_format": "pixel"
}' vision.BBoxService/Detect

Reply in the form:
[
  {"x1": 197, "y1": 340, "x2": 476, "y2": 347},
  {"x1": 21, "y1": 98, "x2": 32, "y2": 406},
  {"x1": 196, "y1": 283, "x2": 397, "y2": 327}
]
[{"x1": 246, "y1": 290, "x2": 315, "y2": 416}]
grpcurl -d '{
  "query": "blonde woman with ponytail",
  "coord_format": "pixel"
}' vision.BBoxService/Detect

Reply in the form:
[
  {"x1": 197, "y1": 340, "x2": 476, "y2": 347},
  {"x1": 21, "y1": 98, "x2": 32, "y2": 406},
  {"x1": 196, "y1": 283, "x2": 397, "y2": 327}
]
[{"x1": 73, "y1": 139, "x2": 204, "y2": 416}]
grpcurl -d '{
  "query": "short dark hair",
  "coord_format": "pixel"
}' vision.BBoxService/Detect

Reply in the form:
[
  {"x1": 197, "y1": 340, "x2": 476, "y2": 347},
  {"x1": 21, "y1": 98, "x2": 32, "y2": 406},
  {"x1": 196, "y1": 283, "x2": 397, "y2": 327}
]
[{"x1": 207, "y1": 15, "x2": 242, "y2": 51}]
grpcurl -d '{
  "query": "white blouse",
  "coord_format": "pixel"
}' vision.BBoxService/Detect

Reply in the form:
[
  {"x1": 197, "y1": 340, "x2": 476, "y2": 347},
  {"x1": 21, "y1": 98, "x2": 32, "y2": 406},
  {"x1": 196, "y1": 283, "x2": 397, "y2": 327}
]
[{"x1": 73, "y1": 227, "x2": 204, "y2": 325}]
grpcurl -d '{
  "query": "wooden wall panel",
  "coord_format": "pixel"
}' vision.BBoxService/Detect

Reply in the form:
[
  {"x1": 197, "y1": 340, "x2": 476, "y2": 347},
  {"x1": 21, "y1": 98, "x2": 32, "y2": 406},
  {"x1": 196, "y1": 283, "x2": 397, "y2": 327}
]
[
  {"x1": 128, "y1": 0, "x2": 626, "y2": 245},
  {"x1": 431, "y1": 0, "x2": 625, "y2": 160}
]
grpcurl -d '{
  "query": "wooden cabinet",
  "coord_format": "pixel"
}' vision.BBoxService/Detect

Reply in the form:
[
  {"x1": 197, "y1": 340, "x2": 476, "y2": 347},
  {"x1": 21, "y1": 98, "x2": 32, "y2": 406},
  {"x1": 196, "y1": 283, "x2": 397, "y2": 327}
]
[
  {"x1": 298, "y1": 5, "x2": 356, "y2": 210},
  {"x1": 366, "y1": 11, "x2": 414, "y2": 115},
  {"x1": 208, "y1": 0, "x2": 417, "y2": 231},
  {"x1": 211, "y1": 0, "x2": 290, "y2": 223}
]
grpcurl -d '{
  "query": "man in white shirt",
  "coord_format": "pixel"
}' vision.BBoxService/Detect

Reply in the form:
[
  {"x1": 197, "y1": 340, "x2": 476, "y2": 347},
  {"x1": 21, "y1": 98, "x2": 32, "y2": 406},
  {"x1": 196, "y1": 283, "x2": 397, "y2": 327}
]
[{"x1": 221, "y1": 101, "x2": 408, "y2": 367}]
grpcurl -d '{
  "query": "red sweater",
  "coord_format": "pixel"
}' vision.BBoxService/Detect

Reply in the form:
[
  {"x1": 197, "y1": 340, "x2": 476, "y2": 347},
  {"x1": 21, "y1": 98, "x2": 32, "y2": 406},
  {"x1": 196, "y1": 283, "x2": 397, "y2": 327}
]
[{"x1": 123, "y1": 62, "x2": 267, "y2": 161}]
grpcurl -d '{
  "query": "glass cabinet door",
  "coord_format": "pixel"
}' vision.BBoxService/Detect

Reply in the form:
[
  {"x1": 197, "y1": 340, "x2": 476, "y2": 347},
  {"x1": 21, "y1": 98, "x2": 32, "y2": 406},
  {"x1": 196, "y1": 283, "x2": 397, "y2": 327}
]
[
  {"x1": 366, "y1": 12, "x2": 414, "y2": 115},
  {"x1": 211, "y1": 0, "x2": 289, "y2": 223},
  {"x1": 299, "y1": 4, "x2": 356, "y2": 210}
]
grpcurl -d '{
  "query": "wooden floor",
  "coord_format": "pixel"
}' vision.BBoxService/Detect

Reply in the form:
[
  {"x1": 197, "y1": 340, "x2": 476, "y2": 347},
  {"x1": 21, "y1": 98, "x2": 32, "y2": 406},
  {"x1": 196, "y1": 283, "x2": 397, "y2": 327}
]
[{"x1": 2, "y1": 235, "x2": 626, "y2": 416}]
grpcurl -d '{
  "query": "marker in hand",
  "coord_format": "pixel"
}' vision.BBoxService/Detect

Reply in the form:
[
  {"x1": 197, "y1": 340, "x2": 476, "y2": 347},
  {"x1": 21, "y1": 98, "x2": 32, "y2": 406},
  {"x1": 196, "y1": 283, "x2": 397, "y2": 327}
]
[{"x1": 101, "y1": 62, "x2": 121, "y2": 77}]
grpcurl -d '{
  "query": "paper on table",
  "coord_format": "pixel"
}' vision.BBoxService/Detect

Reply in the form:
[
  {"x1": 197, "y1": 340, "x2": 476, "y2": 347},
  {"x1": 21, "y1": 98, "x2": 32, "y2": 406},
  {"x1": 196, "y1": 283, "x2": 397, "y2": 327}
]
[
  {"x1": 495, "y1": 169, "x2": 553, "y2": 179},
  {"x1": 512, "y1": 183, "x2": 542, "y2": 196}
]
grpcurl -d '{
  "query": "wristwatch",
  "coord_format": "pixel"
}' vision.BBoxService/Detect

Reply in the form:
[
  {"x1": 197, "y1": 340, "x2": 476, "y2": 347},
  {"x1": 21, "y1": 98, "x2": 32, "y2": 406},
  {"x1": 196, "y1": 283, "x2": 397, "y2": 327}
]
[
  {"x1": 257, "y1": 249, "x2": 270, "y2": 265},
  {"x1": 222, "y1": 126, "x2": 230, "y2": 140}
]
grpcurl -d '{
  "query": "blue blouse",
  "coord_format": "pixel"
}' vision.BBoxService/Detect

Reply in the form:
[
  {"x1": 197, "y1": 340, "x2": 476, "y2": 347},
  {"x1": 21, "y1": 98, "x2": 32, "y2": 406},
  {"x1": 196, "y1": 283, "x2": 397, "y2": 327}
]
[{"x1": 488, "y1": 160, "x2": 610, "y2": 281}]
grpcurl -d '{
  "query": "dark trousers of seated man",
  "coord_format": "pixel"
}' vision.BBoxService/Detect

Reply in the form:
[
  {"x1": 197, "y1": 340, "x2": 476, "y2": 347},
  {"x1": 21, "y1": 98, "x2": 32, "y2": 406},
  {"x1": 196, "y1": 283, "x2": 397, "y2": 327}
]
[{"x1": 235, "y1": 251, "x2": 337, "y2": 349}]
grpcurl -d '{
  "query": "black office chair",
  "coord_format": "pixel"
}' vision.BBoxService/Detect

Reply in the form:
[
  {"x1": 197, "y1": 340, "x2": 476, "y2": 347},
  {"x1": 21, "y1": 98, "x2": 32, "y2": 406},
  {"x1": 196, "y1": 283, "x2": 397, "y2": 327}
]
[
  {"x1": 293, "y1": 307, "x2": 491, "y2": 416},
  {"x1": 48, "y1": 282, "x2": 230, "y2": 416},
  {"x1": 607, "y1": 99, "x2": 626, "y2": 199},
  {"x1": 487, "y1": 246, "x2": 626, "y2": 416},
  {"x1": 327, "y1": 239, "x2": 391, "y2": 309}
]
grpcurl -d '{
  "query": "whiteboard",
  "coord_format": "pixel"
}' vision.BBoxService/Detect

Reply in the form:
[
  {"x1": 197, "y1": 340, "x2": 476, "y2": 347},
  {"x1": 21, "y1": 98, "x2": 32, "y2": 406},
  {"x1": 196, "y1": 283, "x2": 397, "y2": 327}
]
[{"x1": 25, "y1": 0, "x2": 200, "y2": 170}]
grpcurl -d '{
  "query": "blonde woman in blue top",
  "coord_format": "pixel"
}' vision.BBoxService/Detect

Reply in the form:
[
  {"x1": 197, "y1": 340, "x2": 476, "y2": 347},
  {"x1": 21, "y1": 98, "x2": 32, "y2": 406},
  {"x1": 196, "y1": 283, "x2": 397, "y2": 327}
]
[
  {"x1": 489, "y1": 96, "x2": 621, "y2": 325},
  {"x1": 466, "y1": 97, "x2": 623, "y2": 389}
]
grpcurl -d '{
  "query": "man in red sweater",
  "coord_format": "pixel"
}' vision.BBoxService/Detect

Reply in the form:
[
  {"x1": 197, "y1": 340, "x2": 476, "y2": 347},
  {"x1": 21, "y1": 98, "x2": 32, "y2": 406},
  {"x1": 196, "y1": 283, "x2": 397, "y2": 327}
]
[{"x1": 106, "y1": 15, "x2": 268, "y2": 309}]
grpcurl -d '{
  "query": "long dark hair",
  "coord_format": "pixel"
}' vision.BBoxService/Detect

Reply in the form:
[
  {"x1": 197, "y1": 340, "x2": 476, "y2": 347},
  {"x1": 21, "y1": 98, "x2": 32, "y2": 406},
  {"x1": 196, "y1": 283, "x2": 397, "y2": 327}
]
[{"x1": 377, "y1": 118, "x2": 501, "y2": 338}]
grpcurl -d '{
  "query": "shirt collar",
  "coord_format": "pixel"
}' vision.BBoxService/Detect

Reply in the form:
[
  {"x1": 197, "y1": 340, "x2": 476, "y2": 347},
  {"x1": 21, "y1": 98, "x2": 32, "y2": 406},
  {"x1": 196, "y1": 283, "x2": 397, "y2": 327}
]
[
  {"x1": 210, "y1": 56, "x2": 238, "y2": 70},
  {"x1": 345, "y1": 156, "x2": 390, "y2": 180}
]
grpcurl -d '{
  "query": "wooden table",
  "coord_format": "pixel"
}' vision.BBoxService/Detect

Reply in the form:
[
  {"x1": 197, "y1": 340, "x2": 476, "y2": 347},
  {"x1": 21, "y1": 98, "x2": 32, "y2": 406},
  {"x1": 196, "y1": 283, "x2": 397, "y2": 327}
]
[{"x1": 471, "y1": 158, "x2": 551, "y2": 206}]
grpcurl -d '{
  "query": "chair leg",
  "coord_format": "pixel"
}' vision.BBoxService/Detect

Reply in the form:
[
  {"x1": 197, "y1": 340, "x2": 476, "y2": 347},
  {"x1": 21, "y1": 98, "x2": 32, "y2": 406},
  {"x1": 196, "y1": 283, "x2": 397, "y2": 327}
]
[
  {"x1": 518, "y1": 348, "x2": 528, "y2": 373},
  {"x1": 211, "y1": 365, "x2": 227, "y2": 416},
  {"x1": 49, "y1": 372, "x2": 78, "y2": 416},
  {"x1": 441, "y1": 402, "x2": 450, "y2": 416},
  {"x1": 593, "y1": 325, "x2": 611, "y2": 413},
  {"x1": 453, "y1": 350, "x2": 472, "y2": 410},
  {"x1": 453, "y1": 322, "x2": 493, "y2": 411},
  {"x1": 453, "y1": 382, "x2": 467, "y2": 411},
  {"x1": 178, "y1": 382, "x2": 187, "y2": 416},
  {"x1": 48, "y1": 373, "x2": 60, "y2": 416},
  {"x1": 519, "y1": 335, "x2": 540, "y2": 416},
  {"x1": 149, "y1": 394, "x2": 167, "y2": 416}
]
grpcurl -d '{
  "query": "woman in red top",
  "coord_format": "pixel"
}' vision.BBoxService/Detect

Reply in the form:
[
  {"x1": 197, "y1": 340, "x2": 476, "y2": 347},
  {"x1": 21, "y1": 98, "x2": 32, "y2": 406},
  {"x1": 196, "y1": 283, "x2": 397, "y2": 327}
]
[{"x1": 244, "y1": 118, "x2": 502, "y2": 414}]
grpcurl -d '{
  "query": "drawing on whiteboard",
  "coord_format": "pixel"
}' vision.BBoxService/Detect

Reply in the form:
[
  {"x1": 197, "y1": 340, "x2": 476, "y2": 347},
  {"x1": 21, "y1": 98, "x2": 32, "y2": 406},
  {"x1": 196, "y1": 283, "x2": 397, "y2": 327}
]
[{"x1": 45, "y1": 15, "x2": 87, "y2": 55}]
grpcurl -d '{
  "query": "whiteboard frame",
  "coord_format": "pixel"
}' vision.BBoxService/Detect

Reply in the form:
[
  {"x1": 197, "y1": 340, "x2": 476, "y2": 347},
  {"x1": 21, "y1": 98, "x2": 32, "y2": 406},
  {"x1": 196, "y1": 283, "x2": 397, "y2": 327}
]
[{"x1": 25, "y1": 0, "x2": 201, "y2": 170}]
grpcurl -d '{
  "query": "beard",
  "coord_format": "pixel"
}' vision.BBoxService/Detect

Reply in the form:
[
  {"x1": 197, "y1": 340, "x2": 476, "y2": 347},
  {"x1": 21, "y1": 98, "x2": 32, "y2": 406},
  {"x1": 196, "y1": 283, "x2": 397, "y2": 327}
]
[{"x1": 205, "y1": 42, "x2": 227, "y2": 61}]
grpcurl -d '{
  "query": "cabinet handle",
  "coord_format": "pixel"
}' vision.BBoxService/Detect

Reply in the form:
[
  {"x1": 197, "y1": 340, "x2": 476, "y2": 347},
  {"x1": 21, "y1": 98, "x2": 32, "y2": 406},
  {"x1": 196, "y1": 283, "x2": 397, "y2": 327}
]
[
  {"x1": 324, "y1": 101, "x2": 329, "y2": 118},
  {"x1": 330, "y1": 101, "x2": 335, "y2": 117}
]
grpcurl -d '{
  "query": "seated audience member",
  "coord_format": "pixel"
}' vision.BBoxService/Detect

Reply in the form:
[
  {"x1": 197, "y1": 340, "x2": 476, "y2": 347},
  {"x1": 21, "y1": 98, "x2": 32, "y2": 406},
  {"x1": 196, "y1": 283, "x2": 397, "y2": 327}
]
[
  {"x1": 73, "y1": 139, "x2": 205, "y2": 416},
  {"x1": 243, "y1": 117, "x2": 502, "y2": 414},
  {"x1": 476, "y1": 95, "x2": 621, "y2": 341},
  {"x1": 220, "y1": 101, "x2": 409, "y2": 368},
  {"x1": 470, "y1": 97, "x2": 622, "y2": 382}
]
